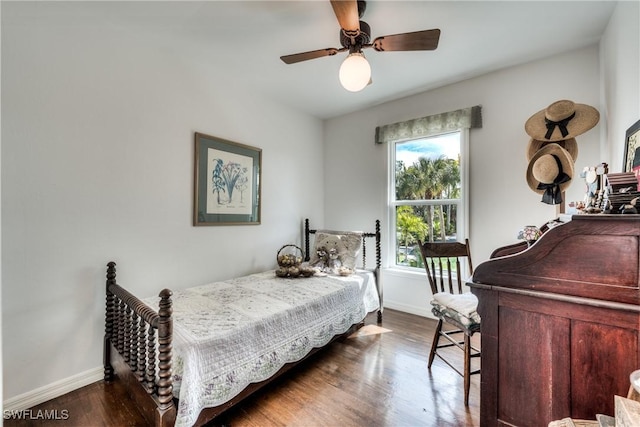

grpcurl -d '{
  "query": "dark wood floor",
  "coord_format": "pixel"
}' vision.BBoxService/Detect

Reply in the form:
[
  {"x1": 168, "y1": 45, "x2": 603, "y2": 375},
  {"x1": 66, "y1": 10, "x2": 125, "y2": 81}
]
[{"x1": 5, "y1": 309, "x2": 480, "y2": 426}]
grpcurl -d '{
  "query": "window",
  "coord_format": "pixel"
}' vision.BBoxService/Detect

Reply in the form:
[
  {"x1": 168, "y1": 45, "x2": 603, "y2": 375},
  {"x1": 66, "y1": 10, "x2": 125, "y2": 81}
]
[
  {"x1": 375, "y1": 105, "x2": 481, "y2": 271},
  {"x1": 390, "y1": 132, "x2": 467, "y2": 269}
]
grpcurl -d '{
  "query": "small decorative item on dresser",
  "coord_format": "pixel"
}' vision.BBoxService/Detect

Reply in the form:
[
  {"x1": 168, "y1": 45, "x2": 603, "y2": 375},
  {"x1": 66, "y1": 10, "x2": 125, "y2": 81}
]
[
  {"x1": 603, "y1": 172, "x2": 640, "y2": 213},
  {"x1": 518, "y1": 225, "x2": 542, "y2": 246},
  {"x1": 623, "y1": 119, "x2": 640, "y2": 173}
]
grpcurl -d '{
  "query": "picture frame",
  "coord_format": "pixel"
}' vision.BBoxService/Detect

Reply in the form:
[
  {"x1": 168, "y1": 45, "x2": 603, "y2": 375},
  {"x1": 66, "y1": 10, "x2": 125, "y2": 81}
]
[
  {"x1": 623, "y1": 119, "x2": 640, "y2": 172},
  {"x1": 194, "y1": 132, "x2": 261, "y2": 225}
]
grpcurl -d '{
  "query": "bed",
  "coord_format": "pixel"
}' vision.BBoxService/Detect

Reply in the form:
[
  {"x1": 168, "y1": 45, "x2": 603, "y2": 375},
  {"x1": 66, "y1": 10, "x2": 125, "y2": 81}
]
[{"x1": 103, "y1": 219, "x2": 382, "y2": 427}]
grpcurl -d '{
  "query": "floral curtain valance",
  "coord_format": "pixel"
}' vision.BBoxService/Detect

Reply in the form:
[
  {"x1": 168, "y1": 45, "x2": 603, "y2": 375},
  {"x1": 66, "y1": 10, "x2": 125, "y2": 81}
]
[{"x1": 375, "y1": 105, "x2": 482, "y2": 144}]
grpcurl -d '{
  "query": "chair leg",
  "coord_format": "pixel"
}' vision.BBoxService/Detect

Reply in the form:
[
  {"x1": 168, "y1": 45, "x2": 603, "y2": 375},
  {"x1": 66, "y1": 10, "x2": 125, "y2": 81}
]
[
  {"x1": 464, "y1": 333, "x2": 471, "y2": 406},
  {"x1": 428, "y1": 319, "x2": 444, "y2": 369}
]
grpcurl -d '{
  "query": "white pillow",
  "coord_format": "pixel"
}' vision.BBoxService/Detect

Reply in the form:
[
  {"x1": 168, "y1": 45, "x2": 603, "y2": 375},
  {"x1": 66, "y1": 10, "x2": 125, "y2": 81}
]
[{"x1": 308, "y1": 230, "x2": 362, "y2": 273}]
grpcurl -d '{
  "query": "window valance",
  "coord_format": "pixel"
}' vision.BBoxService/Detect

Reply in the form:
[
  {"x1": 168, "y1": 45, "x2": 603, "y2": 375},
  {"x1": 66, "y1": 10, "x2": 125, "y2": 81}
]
[{"x1": 375, "y1": 105, "x2": 482, "y2": 144}]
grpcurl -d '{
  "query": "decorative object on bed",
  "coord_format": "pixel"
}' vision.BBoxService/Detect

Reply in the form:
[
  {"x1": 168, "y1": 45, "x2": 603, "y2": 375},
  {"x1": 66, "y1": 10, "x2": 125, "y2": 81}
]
[
  {"x1": 275, "y1": 244, "x2": 305, "y2": 277},
  {"x1": 299, "y1": 265, "x2": 315, "y2": 277},
  {"x1": 276, "y1": 244, "x2": 303, "y2": 267},
  {"x1": 104, "y1": 218, "x2": 382, "y2": 427},
  {"x1": 308, "y1": 230, "x2": 362, "y2": 275},
  {"x1": 623, "y1": 119, "x2": 640, "y2": 173},
  {"x1": 193, "y1": 132, "x2": 262, "y2": 226}
]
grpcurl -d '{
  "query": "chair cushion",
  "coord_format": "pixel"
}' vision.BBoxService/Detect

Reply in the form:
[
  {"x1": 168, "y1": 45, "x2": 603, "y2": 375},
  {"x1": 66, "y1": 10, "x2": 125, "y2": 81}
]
[{"x1": 430, "y1": 292, "x2": 481, "y2": 327}]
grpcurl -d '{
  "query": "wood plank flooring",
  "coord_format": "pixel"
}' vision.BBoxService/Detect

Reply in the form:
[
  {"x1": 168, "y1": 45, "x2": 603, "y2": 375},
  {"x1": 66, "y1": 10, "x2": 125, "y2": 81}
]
[{"x1": 4, "y1": 309, "x2": 480, "y2": 426}]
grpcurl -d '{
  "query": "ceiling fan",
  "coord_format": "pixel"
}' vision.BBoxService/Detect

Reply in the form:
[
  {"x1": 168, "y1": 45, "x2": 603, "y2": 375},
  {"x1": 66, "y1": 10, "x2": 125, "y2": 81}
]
[{"x1": 280, "y1": 0, "x2": 441, "y2": 92}]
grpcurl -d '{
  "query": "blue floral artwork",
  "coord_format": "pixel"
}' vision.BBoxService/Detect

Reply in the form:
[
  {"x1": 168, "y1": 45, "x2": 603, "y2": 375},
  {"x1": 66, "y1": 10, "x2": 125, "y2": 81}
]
[{"x1": 206, "y1": 148, "x2": 253, "y2": 215}]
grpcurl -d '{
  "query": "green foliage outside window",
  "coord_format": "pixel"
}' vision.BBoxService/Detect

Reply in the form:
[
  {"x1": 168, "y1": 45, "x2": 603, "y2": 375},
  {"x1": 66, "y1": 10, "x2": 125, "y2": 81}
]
[{"x1": 394, "y1": 153, "x2": 461, "y2": 268}]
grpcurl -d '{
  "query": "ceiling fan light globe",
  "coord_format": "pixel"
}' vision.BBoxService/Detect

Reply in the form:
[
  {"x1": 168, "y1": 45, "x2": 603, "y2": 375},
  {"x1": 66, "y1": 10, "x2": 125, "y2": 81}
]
[{"x1": 339, "y1": 52, "x2": 371, "y2": 92}]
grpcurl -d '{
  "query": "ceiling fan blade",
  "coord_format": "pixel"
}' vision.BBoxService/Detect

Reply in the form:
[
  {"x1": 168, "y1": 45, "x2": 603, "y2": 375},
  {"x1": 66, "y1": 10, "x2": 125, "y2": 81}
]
[
  {"x1": 372, "y1": 29, "x2": 441, "y2": 52},
  {"x1": 280, "y1": 47, "x2": 344, "y2": 64},
  {"x1": 330, "y1": 0, "x2": 360, "y2": 33}
]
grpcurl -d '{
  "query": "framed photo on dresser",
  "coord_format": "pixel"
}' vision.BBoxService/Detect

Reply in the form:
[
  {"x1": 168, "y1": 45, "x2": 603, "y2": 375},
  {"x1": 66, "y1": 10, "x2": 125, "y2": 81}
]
[{"x1": 623, "y1": 119, "x2": 640, "y2": 173}]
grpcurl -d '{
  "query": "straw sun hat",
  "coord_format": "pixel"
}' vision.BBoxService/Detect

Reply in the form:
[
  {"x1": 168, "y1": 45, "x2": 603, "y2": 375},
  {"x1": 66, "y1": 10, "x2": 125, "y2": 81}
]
[
  {"x1": 526, "y1": 137, "x2": 578, "y2": 162},
  {"x1": 525, "y1": 99, "x2": 600, "y2": 142},
  {"x1": 526, "y1": 143, "x2": 574, "y2": 205}
]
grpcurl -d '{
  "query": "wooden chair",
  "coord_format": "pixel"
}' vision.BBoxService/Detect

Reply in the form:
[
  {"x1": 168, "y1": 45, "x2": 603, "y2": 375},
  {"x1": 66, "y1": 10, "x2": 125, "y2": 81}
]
[{"x1": 417, "y1": 238, "x2": 480, "y2": 406}]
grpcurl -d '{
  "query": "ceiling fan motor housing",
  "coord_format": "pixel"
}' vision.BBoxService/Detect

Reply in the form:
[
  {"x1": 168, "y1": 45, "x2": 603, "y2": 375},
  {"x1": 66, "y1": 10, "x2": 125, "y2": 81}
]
[{"x1": 340, "y1": 20, "x2": 371, "y2": 51}]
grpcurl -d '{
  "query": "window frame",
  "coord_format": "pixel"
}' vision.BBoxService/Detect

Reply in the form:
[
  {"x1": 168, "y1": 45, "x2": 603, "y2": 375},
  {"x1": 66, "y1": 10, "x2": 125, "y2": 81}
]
[{"x1": 386, "y1": 128, "x2": 470, "y2": 272}]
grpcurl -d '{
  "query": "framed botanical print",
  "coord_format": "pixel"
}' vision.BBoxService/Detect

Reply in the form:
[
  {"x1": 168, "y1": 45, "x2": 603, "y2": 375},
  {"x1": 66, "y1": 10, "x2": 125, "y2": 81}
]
[
  {"x1": 623, "y1": 119, "x2": 640, "y2": 173},
  {"x1": 193, "y1": 132, "x2": 261, "y2": 225}
]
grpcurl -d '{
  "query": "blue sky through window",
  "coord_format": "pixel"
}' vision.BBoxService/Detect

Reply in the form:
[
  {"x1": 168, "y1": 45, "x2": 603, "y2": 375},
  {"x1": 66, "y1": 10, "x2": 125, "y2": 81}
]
[{"x1": 396, "y1": 132, "x2": 460, "y2": 167}]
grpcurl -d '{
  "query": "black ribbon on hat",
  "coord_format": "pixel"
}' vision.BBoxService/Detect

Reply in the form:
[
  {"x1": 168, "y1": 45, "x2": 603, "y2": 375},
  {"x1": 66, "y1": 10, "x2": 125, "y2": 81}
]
[
  {"x1": 536, "y1": 155, "x2": 571, "y2": 205},
  {"x1": 544, "y1": 112, "x2": 575, "y2": 140}
]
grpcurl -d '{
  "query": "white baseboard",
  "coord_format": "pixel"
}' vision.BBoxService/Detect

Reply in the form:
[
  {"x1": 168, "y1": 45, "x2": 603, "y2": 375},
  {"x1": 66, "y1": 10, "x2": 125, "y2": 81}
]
[
  {"x1": 383, "y1": 301, "x2": 436, "y2": 319},
  {"x1": 3, "y1": 367, "x2": 103, "y2": 411}
]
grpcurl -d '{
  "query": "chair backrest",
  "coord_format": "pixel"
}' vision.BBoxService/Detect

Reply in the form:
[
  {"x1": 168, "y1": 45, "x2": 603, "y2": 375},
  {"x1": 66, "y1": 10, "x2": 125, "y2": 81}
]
[{"x1": 417, "y1": 239, "x2": 474, "y2": 295}]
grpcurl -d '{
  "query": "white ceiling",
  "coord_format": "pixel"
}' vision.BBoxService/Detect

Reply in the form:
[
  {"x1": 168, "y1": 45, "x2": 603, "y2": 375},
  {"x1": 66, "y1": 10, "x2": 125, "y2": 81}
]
[{"x1": 10, "y1": 1, "x2": 618, "y2": 120}]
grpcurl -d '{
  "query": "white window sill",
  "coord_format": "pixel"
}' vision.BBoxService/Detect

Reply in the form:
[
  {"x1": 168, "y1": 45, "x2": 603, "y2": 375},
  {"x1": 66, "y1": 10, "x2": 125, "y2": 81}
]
[{"x1": 383, "y1": 266, "x2": 426, "y2": 279}]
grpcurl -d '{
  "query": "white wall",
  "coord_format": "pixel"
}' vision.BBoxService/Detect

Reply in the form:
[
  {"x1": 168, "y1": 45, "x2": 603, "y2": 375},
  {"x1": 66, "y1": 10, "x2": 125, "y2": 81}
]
[
  {"x1": 1, "y1": 4, "x2": 324, "y2": 401},
  {"x1": 601, "y1": 0, "x2": 640, "y2": 167}
]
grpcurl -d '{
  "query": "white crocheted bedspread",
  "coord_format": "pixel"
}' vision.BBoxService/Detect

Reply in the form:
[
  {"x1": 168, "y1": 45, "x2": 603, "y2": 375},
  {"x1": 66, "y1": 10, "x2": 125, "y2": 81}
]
[{"x1": 150, "y1": 269, "x2": 379, "y2": 427}]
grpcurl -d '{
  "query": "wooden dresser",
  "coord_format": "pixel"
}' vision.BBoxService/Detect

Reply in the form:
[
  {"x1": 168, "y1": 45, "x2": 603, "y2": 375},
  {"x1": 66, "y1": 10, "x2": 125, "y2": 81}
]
[{"x1": 468, "y1": 215, "x2": 640, "y2": 427}]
